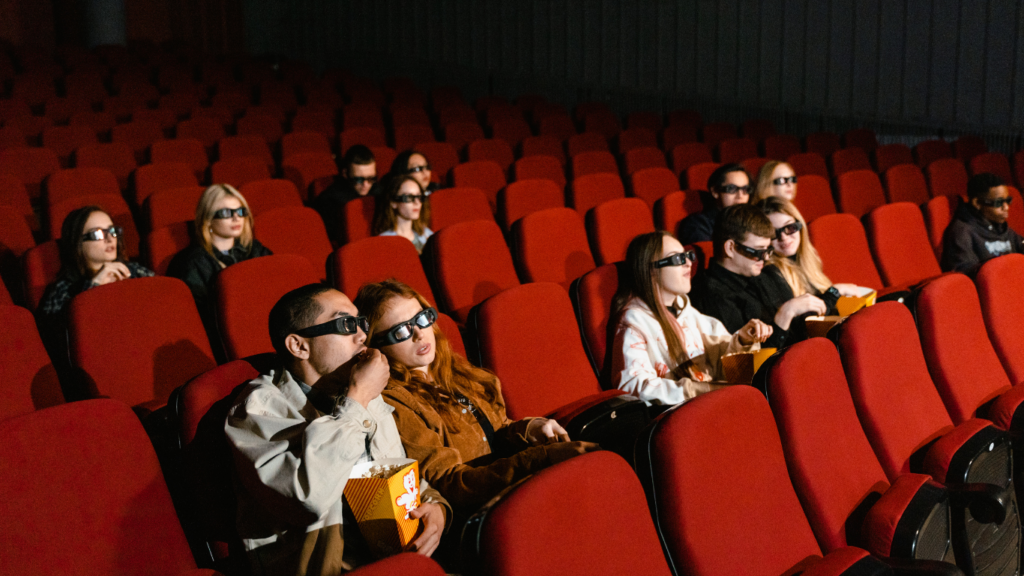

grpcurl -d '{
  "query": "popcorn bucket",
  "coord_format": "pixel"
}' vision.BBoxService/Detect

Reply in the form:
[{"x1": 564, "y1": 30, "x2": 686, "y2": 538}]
[
  {"x1": 721, "y1": 348, "x2": 777, "y2": 384},
  {"x1": 836, "y1": 287, "x2": 877, "y2": 317},
  {"x1": 804, "y1": 315, "x2": 844, "y2": 339},
  {"x1": 343, "y1": 458, "x2": 421, "y2": 558}
]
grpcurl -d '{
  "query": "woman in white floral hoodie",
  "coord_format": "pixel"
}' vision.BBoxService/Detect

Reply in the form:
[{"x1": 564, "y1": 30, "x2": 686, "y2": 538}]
[{"x1": 610, "y1": 231, "x2": 773, "y2": 405}]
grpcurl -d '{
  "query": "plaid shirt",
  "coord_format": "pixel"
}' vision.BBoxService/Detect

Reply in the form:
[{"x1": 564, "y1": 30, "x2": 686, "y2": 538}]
[{"x1": 38, "y1": 261, "x2": 154, "y2": 317}]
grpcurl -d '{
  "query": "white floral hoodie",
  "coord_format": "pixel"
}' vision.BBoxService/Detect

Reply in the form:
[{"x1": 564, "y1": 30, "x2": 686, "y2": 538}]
[{"x1": 611, "y1": 295, "x2": 757, "y2": 405}]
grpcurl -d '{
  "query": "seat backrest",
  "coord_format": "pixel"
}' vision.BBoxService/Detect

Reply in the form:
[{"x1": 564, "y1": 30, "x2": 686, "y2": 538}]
[
  {"x1": 237, "y1": 114, "x2": 283, "y2": 144},
  {"x1": 392, "y1": 124, "x2": 435, "y2": 152},
  {"x1": 653, "y1": 190, "x2": 704, "y2": 237},
  {"x1": 787, "y1": 151, "x2": 830, "y2": 180},
  {"x1": 519, "y1": 135, "x2": 567, "y2": 165},
  {"x1": 281, "y1": 130, "x2": 331, "y2": 160},
  {"x1": 218, "y1": 134, "x2": 274, "y2": 168},
  {"x1": 571, "y1": 150, "x2": 618, "y2": 179},
  {"x1": 0, "y1": 147, "x2": 60, "y2": 199},
  {"x1": 742, "y1": 118, "x2": 776, "y2": 141},
  {"x1": 238, "y1": 178, "x2": 304, "y2": 215},
  {"x1": 954, "y1": 135, "x2": 988, "y2": 162},
  {"x1": 74, "y1": 142, "x2": 137, "y2": 190},
  {"x1": 977, "y1": 255, "x2": 1024, "y2": 386},
  {"x1": 254, "y1": 206, "x2": 333, "y2": 275},
  {"x1": 763, "y1": 134, "x2": 803, "y2": 161},
  {"x1": 497, "y1": 179, "x2": 565, "y2": 232},
  {"x1": 349, "y1": 553, "x2": 446, "y2": 576},
  {"x1": 683, "y1": 161, "x2": 721, "y2": 192},
  {"x1": 700, "y1": 122, "x2": 737, "y2": 149},
  {"x1": 805, "y1": 131, "x2": 841, "y2": 158},
  {"x1": 22, "y1": 240, "x2": 61, "y2": 310},
  {"x1": 512, "y1": 154, "x2": 566, "y2": 187},
  {"x1": 638, "y1": 386, "x2": 824, "y2": 575},
  {"x1": 176, "y1": 116, "x2": 226, "y2": 148},
  {"x1": 211, "y1": 157, "x2": 272, "y2": 189},
  {"x1": 281, "y1": 151, "x2": 338, "y2": 201},
  {"x1": 145, "y1": 221, "x2": 191, "y2": 275},
  {"x1": 0, "y1": 399, "x2": 198, "y2": 576},
  {"x1": 670, "y1": 142, "x2": 713, "y2": 177},
  {"x1": 42, "y1": 124, "x2": 97, "y2": 162},
  {"x1": 133, "y1": 162, "x2": 199, "y2": 206},
  {"x1": 914, "y1": 140, "x2": 953, "y2": 168},
  {"x1": 884, "y1": 164, "x2": 930, "y2": 205},
  {"x1": 330, "y1": 236, "x2": 436, "y2": 304},
  {"x1": 46, "y1": 167, "x2": 120, "y2": 206},
  {"x1": 467, "y1": 138, "x2": 515, "y2": 173},
  {"x1": 451, "y1": 160, "x2": 506, "y2": 210},
  {"x1": 149, "y1": 138, "x2": 209, "y2": 179},
  {"x1": 468, "y1": 451, "x2": 672, "y2": 576},
  {"x1": 570, "y1": 263, "x2": 620, "y2": 382},
  {"x1": 567, "y1": 132, "x2": 609, "y2": 157},
  {"x1": 630, "y1": 167, "x2": 679, "y2": 208},
  {"x1": 414, "y1": 141, "x2": 459, "y2": 184},
  {"x1": 586, "y1": 197, "x2": 654, "y2": 266},
  {"x1": 914, "y1": 273, "x2": 1014, "y2": 424},
  {"x1": 512, "y1": 207, "x2": 595, "y2": 290},
  {"x1": 873, "y1": 143, "x2": 913, "y2": 174},
  {"x1": 662, "y1": 125, "x2": 699, "y2": 160},
  {"x1": 0, "y1": 305, "x2": 62, "y2": 421},
  {"x1": 583, "y1": 112, "x2": 621, "y2": 142},
  {"x1": 617, "y1": 127, "x2": 658, "y2": 154},
  {"x1": 623, "y1": 147, "x2": 668, "y2": 176},
  {"x1": 765, "y1": 338, "x2": 892, "y2": 551},
  {"x1": 922, "y1": 195, "x2": 957, "y2": 259},
  {"x1": 69, "y1": 276, "x2": 216, "y2": 410},
  {"x1": 472, "y1": 282, "x2": 602, "y2": 418},
  {"x1": 836, "y1": 169, "x2": 886, "y2": 218},
  {"x1": 865, "y1": 202, "x2": 941, "y2": 287},
  {"x1": 842, "y1": 129, "x2": 879, "y2": 153},
  {"x1": 423, "y1": 220, "x2": 519, "y2": 323},
  {"x1": 428, "y1": 187, "x2": 495, "y2": 231},
  {"x1": 569, "y1": 173, "x2": 625, "y2": 216},
  {"x1": 717, "y1": 137, "x2": 758, "y2": 163},
  {"x1": 144, "y1": 185, "x2": 205, "y2": 231},
  {"x1": 215, "y1": 254, "x2": 321, "y2": 360},
  {"x1": 808, "y1": 214, "x2": 884, "y2": 290},
  {"x1": 926, "y1": 158, "x2": 968, "y2": 199},
  {"x1": 833, "y1": 301, "x2": 957, "y2": 478},
  {"x1": 341, "y1": 195, "x2": 375, "y2": 245},
  {"x1": 791, "y1": 174, "x2": 837, "y2": 224},
  {"x1": 969, "y1": 152, "x2": 1013, "y2": 184},
  {"x1": 442, "y1": 121, "x2": 485, "y2": 152}
]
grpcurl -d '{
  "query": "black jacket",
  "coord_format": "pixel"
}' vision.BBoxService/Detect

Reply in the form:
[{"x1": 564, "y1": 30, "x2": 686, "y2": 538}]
[
  {"x1": 677, "y1": 207, "x2": 719, "y2": 245},
  {"x1": 312, "y1": 180, "x2": 378, "y2": 244},
  {"x1": 690, "y1": 261, "x2": 837, "y2": 349},
  {"x1": 940, "y1": 203, "x2": 1024, "y2": 273}
]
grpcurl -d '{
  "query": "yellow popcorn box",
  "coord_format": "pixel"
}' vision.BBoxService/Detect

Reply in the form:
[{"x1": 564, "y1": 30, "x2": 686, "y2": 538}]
[
  {"x1": 721, "y1": 348, "x2": 777, "y2": 384},
  {"x1": 343, "y1": 457, "x2": 422, "y2": 558},
  {"x1": 836, "y1": 287, "x2": 877, "y2": 317}
]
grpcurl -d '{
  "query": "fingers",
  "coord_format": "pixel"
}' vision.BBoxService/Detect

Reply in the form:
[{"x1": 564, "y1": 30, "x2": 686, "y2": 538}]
[{"x1": 548, "y1": 420, "x2": 570, "y2": 442}]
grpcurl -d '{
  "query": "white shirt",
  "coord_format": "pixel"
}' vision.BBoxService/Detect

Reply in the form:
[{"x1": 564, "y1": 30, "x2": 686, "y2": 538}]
[{"x1": 611, "y1": 295, "x2": 757, "y2": 405}]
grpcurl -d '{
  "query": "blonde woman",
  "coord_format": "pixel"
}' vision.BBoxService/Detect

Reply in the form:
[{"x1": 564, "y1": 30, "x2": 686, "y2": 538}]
[
  {"x1": 373, "y1": 174, "x2": 433, "y2": 254},
  {"x1": 753, "y1": 160, "x2": 798, "y2": 202},
  {"x1": 167, "y1": 183, "x2": 272, "y2": 325},
  {"x1": 755, "y1": 197, "x2": 863, "y2": 305}
]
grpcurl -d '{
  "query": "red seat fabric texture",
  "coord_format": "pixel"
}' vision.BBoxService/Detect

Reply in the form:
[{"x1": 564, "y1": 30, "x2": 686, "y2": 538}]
[
  {"x1": 471, "y1": 282, "x2": 612, "y2": 420},
  {"x1": 423, "y1": 220, "x2": 519, "y2": 324},
  {"x1": 150, "y1": 138, "x2": 210, "y2": 181},
  {"x1": 570, "y1": 263, "x2": 619, "y2": 382},
  {"x1": 452, "y1": 160, "x2": 507, "y2": 210},
  {"x1": 134, "y1": 162, "x2": 200, "y2": 206},
  {"x1": 22, "y1": 240, "x2": 61, "y2": 310},
  {"x1": 915, "y1": 140, "x2": 953, "y2": 168},
  {"x1": 46, "y1": 167, "x2": 120, "y2": 206},
  {"x1": 653, "y1": 190, "x2": 703, "y2": 236},
  {"x1": 511, "y1": 207, "x2": 596, "y2": 290},
  {"x1": 836, "y1": 169, "x2": 886, "y2": 218},
  {"x1": 215, "y1": 254, "x2": 321, "y2": 360},
  {"x1": 670, "y1": 142, "x2": 713, "y2": 177},
  {"x1": 873, "y1": 144, "x2": 914, "y2": 174},
  {"x1": 0, "y1": 399, "x2": 200, "y2": 576},
  {"x1": 865, "y1": 202, "x2": 941, "y2": 287},
  {"x1": 428, "y1": 187, "x2": 495, "y2": 231},
  {"x1": 238, "y1": 179, "x2": 304, "y2": 215},
  {"x1": 684, "y1": 161, "x2": 721, "y2": 191},
  {"x1": 75, "y1": 143, "x2": 138, "y2": 191},
  {"x1": 497, "y1": 179, "x2": 565, "y2": 232},
  {"x1": 0, "y1": 305, "x2": 62, "y2": 421},
  {"x1": 792, "y1": 174, "x2": 837, "y2": 224},
  {"x1": 569, "y1": 173, "x2": 625, "y2": 216},
  {"x1": 717, "y1": 137, "x2": 758, "y2": 163},
  {"x1": 254, "y1": 207, "x2": 333, "y2": 275},
  {"x1": 471, "y1": 451, "x2": 672, "y2": 576},
  {"x1": 348, "y1": 553, "x2": 446, "y2": 576},
  {"x1": 788, "y1": 152, "x2": 830, "y2": 180},
  {"x1": 623, "y1": 147, "x2": 667, "y2": 176},
  {"x1": 512, "y1": 155, "x2": 566, "y2": 188},
  {"x1": 808, "y1": 214, "x2": 884, "y2": 291},
  {"x1": 69, "y1": 277, "x2": 216, "y2": 412},
  {"x1": 927, "y1": 159, "x2": 969, "y2": 199},
  {"x1": 281, "y1": 152, "x2": 338, "y2": 201},
  {"x1": 210, "y1": 157, "x2": 272, "y2": 189},
  {"x1": 976, "y1": 254, "x2": 1024, "y2": 387},
  {"x1": 330, "y1": 236, "x2": 436, "y2": 304},
  {"x1": 586, "y1": 197, "x2": 654, "y2": 266},
  {"x1": 884, "y1": 164, "x2": 930, "y2": 205},
  {"x1": 630, "y1": 167, "x2": 680, "y2": 208}
]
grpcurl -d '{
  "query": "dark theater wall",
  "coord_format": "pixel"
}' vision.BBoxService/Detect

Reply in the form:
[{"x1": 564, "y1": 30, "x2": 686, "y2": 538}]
[{"x1": 243, "y1": 0, "x2": 1024, "y2": 143}]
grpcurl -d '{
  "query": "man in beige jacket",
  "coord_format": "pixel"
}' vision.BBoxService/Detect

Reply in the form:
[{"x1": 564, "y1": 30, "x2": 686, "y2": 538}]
[{"x1": 225, "y1": 284, "x2": 449, "y2": 576}]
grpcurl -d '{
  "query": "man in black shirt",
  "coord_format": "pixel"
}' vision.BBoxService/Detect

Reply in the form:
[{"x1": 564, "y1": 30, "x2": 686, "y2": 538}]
[
  {"x1": 690, "y1": 204, "x2": 828, "y2": 349},
  {"x1": 313, "y1": 145, "x2": 378, "y2": 243},
  {"x1": 677, "y1": 163, "x2": 751, "y2": 245},
  {"x1": 941, "y1": 172, "x2": 1024, "y2": 273}
]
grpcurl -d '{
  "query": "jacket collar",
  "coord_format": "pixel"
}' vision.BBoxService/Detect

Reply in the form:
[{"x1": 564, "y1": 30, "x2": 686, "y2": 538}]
[{"x1": 956, "y1": 201, "x2": 1008, "y2": 233}]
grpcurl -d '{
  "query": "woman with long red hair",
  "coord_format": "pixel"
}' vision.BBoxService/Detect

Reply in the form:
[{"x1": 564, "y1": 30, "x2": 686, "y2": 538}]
[{"x1": 353, "y1": 279, "x2": 597, "y2": 519}]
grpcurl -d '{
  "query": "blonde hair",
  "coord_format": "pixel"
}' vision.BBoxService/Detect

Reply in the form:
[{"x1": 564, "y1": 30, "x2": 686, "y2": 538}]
[
  {"x1": 753, "y1": 161, "x2": 797, "y2": 203},
  {"x1": 757, "y1": 197, "x2": 831, "y2": 296},
  {"x1": 195, "y1": 183, "x2": 255, "y2": 257}
]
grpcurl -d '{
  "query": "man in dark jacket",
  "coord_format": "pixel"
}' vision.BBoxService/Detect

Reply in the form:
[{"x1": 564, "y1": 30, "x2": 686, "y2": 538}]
[
  {"x1": 690, "y1": 204, "x2": 829, "y2": 349},
  {"x1": 313, "y1": 145, "x2": 378, "y2": 243},
  {"x1": 677, "y1": 163, "x2": 751, "y2": 245},
  {"x1": 941, "y1": 172, "x2": 1024, "y2": 273}
]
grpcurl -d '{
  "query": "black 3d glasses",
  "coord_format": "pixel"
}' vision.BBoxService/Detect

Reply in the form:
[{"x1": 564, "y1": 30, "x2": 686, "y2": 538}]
[
  {"x1": 82, "y1": 226, "x2": 122, "y2": 242},
  {"x1": 373, "y1": 307, "x2": 437, "y2": 346},
  {"x1": 774, "y1": 221, "x2": 803, "y2": 240},
  {"x1": 653, "y1": 251, "x2": 697, "y2": 268},
  {"x1": 735, "y1": 243, "x2": 775, "y2": 262},
  {"x1": 294, "y1": 315, "x2": 370, "y2": 338},
  {"x1": 212, "y1": 207, "x2": 249, "y2": 219}
]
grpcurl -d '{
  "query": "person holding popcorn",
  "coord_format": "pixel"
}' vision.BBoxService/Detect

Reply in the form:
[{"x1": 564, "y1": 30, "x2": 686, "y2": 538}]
[{"x1": 225, "y1": 284, "x2": 450, "y2": 576}]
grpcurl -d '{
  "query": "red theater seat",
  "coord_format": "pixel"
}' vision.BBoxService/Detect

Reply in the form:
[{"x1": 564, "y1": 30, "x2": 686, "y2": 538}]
[
  {"x1": 842, "y1": 128, "x2": 879, "y2": 153},
  {"x1": 586, "y1": 198, "x2": 653, "y2": 266},
  {"x1": 538, "y1": 115, "x2": 576, "y2": 142},
  {"x1": 969, "y1": 152, "x2": 1013, "y2": 184},
  {"x1": 570, "y1": 263, "x2": 619, "y2": 382},
  {"x1": 254, "y1": 207, "x2": 333, "y2": 275},
  {"x1": 635, "y1": 386, "x2": 890, "y2": 576},
  {"x1": 414, "y1": 141, "x2": 459, "y2": 184},
  {"x1": 569, "y1": 173, "x2": 625, "y2": 216},
  {"x1": 392, "y1": 124, "x2": 435, "y2": 152},
  {"x1": 46, "y1": 167, "x2": 120, "y2": 207},
  {"x1": 808, "y1": 214, "x2": 884, "y2": 291},
  {"x1": 831, "y1": 147, "x2": 872, "y2": 178},
  {"x1": 134, "y1": 162, "x2": 200, "y2": 206},
  {"x1": 210, "y1": 157, "x2": 272, "y2": 189},
  {"x1": 923, "y1": 195, "x2": 958, "y2": 259},
  {"x1": 462, "y1": 452, "x2": 671, "y2": 576},
  {"x1": 670, "y1": 142, "x2": 713, "y2": 178},
  {"x1": 653, "y1": 190, "x2": 703, "y2": 236},
  {"x1": 42, "y1": 124, "x2": 97, "y2": 167},
  {"x1": 836, "y1": 169, "x2": 887, "y2": 218},
  {"x1": 451, "y1": 160, "x2": 506, "y2": 211},
  {"x1": 467, "y1": 138, "x2": 515, "y2": 174},
  {"x1": 662, "y1": 126, "x2": 700, "y2": 159},
  {"x1": 566, "y1": 132, "x2": 608, "y2": 157},
  {"x1": 571, "y1": 150, "x2": 618, "y2": 179},
  {"x1": 68, "y1": 277, "x2": 216, "y2": 413},
  {"x1": 218, "y1": 135, "x2": 274, "y2": 171},
  {"x1": 340, "y1": 195, "x2": 375, "y2": 244},
  {"x1": 976, "y1": 255, "x2": 1024, "y2": 387},
  {"x1": 511, "y1": 207, "x2": 595, "y2": 290},
  {"x1": 22, "y1": 240, "x2": 61, "y2": 310},
  {"x1": 0, "y1": 399, "x2": 216, "y2": 576},
  {"x1": 700, "y1": 122, "x2": 736, "y2": 149},
  {"x1": 787, "y1": 151, "x2": 830, "y2": 180},
  {"x1": 512, "y1": 155, "x2": 566, "y2": 188},
  {"x1": 0, "y1": 305, "x2": 62, "y2": 421},
  {"x1": 790, "y1": 174, "x2": 836, "y2": 224},
  {"x1": 717, "y1": 137, "x2": 758, "y2": 164},
  {"x1": 915, "y1": 140, "x2": 953, "y2": 168},
  {"x1": 763, "y1": 134, "x2": 802, "y2": 160},
  {"x1": 623, "y1": 147, "x2": 667, "y2": 176},
  {"x1": 884, "y1": 164, "x2": 930, "y2": 205},
  {"x1": 146, "y1": 222, "x2": 192, "y2": 275},
  {"x1": 340, "y1": 126, "x2": 387, "y2": 156},
  {"x1": 144, "y1": 185, "x2": 206, "y2": 231},
  {"x1": 873, "y1": 143, "x2": 913, "y2": 173},
  {"x1": 805, "y1": 131, "x2": 842, "y2": 158},
  {"x1": 490, "y1": 118, "x2": 533, "y2": 148},
  {"x1": 176, "y1": 117, "x2": 226, "y2": 152},
  {"x1": 281, "y1": 131, "x2": 332, "y2": 160},
  {"x1": 329, "y1": 236, "x2": 436, "y2": 304},
  {"x1": 616, "y1": 127, "x2": 657, "y2": 154},
  {"x1": 237, "y1": 114, "x2": 283, "y2": 145},
  {"x1": 927, "y1": 159, "x2": 969, "y2": 199},
  {"x1": 0, "y1": 147, "x2": 60, "y2": 200},
  {"x1": 442, "y1": 121, "x2": 485, "y2": 152},
  {"x1": 281, "y1": 152, "x2": 338, "y2": 201},
  {"x1": 630, "y1": 167, "x2": 679, "y2": 209},
  {"x1": 111, "y1": 120, "x2": 164, "y2": 164},
  {"x1": 74, "y1": 143, "x2": 137, "y2": 191},
  {"x1": 216, "y1": 254, "x2": 321, "y2": 360},
  {"x1": 150, "y1": 139, "x2": 209, "y2": 181},
  {"x1": 865, "y1": 202, "x2": 941, "y2": 287},
  {"x1": 497, "y1": 179, "x2": 565, "y2": 232},
  {"x1": 238, "y1": 179, "x2": 303, "y2": 215},
  {"x1": 520, "y1": 135, "x2": 567, "y2": 165},
  {"x1": 427, "y1": 187, "x2": 494, "y2": 231},
  {"x1": 423, "y1": 220, "x2": 519, "y2": 324},
  {"x1": 684, "y1": 162, "x2": 720, "y2": 191}
]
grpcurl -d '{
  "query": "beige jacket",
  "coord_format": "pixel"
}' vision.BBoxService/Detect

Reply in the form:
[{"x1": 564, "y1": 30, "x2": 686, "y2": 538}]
[
  {"x1": 225, "y1": 368, "x2": 447, "y2": 576},
  {"x1": 611, "y1": 295, "x2": 756, "y2": 405}
]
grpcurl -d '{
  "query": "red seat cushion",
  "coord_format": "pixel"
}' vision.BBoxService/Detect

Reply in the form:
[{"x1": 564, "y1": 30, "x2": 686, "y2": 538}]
[{"x1": 512, "y1": 207, "x2": 595, "y2": 290}]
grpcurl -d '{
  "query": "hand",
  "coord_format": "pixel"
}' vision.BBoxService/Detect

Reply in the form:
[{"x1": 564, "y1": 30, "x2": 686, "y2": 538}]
[
  {"x1": 406, "y1": 502, "x2": 445, "y2": 557},
  {"x1": 91, "y1": 262, "x2": 131, "y2": 286},
  {"x1": 737, "y1": 318, "x2": 773, "y2": 345},
  {"x1": 345, "y1": 349, "x2": 390, "y2": 408},
  {"x1": 526, "y1": 418, "x2": 571, "y2": 445},
  {"x1": 774, "y1": 294, "x2": 827, "y2": 330},
  {"x1": 832, "y1": 283, "x2": 862, "y2": 297},
  {"x1": 546, "y1": 441, "x2": 601, "y2": 465}
]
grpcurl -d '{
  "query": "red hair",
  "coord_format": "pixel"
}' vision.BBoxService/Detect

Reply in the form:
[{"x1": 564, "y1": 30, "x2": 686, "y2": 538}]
[{"x1": 354, "y1": 279, "x2": 500, "y2": 431}]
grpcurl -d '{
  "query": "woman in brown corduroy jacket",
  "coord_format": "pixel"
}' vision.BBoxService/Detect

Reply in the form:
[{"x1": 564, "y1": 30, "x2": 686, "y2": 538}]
[{"x1": 353, "y1": 279, "x2": 598, "y2": 518}]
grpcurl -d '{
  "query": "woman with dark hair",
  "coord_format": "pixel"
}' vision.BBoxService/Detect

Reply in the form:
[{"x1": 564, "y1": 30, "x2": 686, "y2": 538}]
[
  {"x1": 390, "y1": 149, "x2": 440, "y2": 194},
  {"x1": 37, "y1": 205, "x2": 154, "y2": 360},
  {"x1": 354, "y1": 279, "x2": 596, "y2": 519},
  {"x1": 372, "y1": 174, "x2": 433, "y2": 254},
  {"x1": 610, "y1": 231, "x2": 770, "y2": 405}
]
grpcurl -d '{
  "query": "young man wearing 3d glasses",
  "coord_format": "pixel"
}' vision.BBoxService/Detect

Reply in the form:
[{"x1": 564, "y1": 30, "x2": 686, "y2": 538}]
[
  {"x1": 690, "y1": 204, "x2": 828, "y2": 349},
  {"x1": 225, "y1": 284, "x2": 450, "y2": 576},
  {"x1": 941, "y1": 172, "x2": 1024, "y2": 273},
  {"x1": 677, "y1": 163, "x2": 752, "y2": 245}
]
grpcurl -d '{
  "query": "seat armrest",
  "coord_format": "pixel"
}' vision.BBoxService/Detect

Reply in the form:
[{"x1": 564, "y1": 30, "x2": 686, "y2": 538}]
[
  {"x1": 862, "y1": 474, "x2": 950, "y2": 559},
  {"x1": 946, "y1": 482, "x2": 1011, "y2": 525},
  {"x1": 880, "y1": 557, "x2": 964, "y2": 576}
]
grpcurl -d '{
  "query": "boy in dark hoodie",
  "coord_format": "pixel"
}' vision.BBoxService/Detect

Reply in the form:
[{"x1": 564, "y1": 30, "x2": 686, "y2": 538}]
[{"x1": 941, "y1": 172, "x2": 1024, "y2": 273}]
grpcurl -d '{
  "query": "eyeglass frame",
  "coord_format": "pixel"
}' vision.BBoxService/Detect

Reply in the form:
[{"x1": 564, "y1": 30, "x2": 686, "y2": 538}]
[
  {"x1": 732, "y1": 242, "x2": 775, "y2": 262},
  {"x1": 774, "y1": 221, "x2": 804, "y2": 240},
  {"x1": 350, "y1": 176, "x2": 377, "y2": 186},
  {"x1": 212, "y1": 207, "x2": 249, "y2": 220},
  {"x1": 772, "y1": 175, "x2": 798, "y2": 186},
  {"x1": 293, "y1": 315, "x2": 370, "y2": 338},
  {"x1": 653, "y1": 251, "x2": 698, "y2": 268},
  {"x1": 715, "y1": 183, "x2": 753, "y2": 195},
  {"x1": 394, "y1": 194, "x2": 426, "y2": 204},
  {"x1": 407, "y1": 164, "x2": 432, "y2": 174},
  {"x1": 372, "y1": 307, "x2": 438, "y2": 347},
  {"x1": 978, "y1": 196, "x2": 1013, "y2": 208},
  {"x1": 82, "y1": 226, "x2": 123, "y2": 242}
]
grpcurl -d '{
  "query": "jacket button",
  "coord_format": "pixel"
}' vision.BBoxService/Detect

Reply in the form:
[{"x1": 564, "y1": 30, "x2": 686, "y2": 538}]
[{"x1": 363, "y1": 420, "x2": 371, "y2": 428}]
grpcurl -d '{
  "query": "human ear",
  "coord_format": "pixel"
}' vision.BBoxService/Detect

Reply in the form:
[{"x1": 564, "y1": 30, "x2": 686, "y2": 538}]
[
  {"x1": 285, "y1": 334, "x2": 310, "y2": 360},
  {"x1": 723, "y1": 239, "x2": 736, "y2": 258}
]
